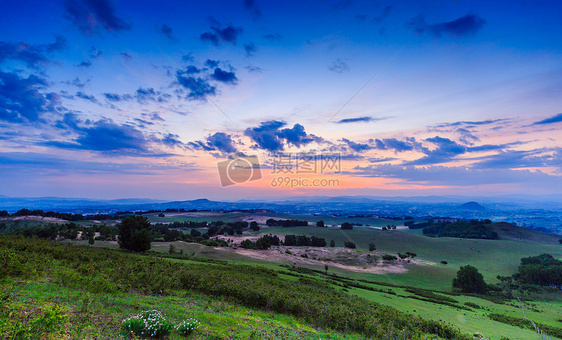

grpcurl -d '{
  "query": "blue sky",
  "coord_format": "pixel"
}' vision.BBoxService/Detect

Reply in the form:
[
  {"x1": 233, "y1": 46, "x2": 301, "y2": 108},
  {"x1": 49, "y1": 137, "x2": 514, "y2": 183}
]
[{"x1": 1, "y1": 0, "x2": 561, "y2": 200}]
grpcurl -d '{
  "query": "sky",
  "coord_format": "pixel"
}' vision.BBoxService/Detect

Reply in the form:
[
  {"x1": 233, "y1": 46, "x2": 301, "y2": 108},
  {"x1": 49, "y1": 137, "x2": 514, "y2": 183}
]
[{"x1": 0, "y1": 0, "x2": 562, "y2": 200}]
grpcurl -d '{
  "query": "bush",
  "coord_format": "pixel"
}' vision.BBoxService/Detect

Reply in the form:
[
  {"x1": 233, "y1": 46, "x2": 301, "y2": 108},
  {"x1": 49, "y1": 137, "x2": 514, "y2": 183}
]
[
  {"x1": 344, "y1": 241, "x2": 356, "y2": 249},
  {"x1": 121, "y1": 310, "x2": 174, "y2": 339},
  {"x1": 382, "y1": 254, "x2": 397, "y2": 261}
]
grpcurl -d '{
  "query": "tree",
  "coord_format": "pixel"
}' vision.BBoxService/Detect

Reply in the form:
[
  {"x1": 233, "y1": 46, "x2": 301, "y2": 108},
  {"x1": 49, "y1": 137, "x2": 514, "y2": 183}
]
[
  {"x1": 341, "y1": 222, "x2": 353, "y2": 230},
  {"x1": 169, "y1": 244, "x2": 176, "y2": 254},
  {"x1": 324, "y1": 264, "x2": 329, "y2": 277},
  {"x1": 369, "y1": 243, "x2": 376, "y2": 251},
  {"x1": 330, "y1": 239, "x2": 335, "y2": 247},
  {"x1": 118, "y1": 215, "x2": 152, "y2": 252},
  {"x1": 316, "y1": 220, "x2": 325, "y2": 228},
  {"x1": 344, "y1": 241, "x2": 356, "y2": 249},
  {"x1": 452, "y1": 265, "x2": 487, "y2": 294},
  {"x1": 88, "y1": 236, "x2": 95, "y2": 246},
  {"x1": 382, "y1": 254, "x2": 397, "y2": 261},
  {"x1": 250, "y1": 221, "x2": 260, "y2": 231}
]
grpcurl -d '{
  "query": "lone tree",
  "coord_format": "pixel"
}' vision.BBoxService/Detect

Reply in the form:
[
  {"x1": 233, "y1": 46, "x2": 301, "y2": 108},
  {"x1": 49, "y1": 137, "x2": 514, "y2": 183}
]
[
  {"x1": 452, "y1": 265, "x2": 487, "y2": 294},
  {"x1": 118, "y1": 215, "x2": 152, "y2": 252},
  {"x1": 316, "y1": 220, "x2": 325, "y2": 228}
]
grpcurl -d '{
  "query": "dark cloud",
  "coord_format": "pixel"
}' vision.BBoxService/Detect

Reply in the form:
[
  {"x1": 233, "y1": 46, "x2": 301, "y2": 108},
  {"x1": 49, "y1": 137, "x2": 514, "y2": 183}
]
[
  {"x1": 244, "y1": 43, "x2": 257, "y2": 57},
  {"x1": 328, "y1": 58, "x2": 350, "y2": 73},
  {"x1": 244, "y1": 120, "x2": 286, "y2": 152},
  {"x1": 373, "y1": 6, "x2": 392, "y2": 23},
  {"x1": 135, "y1": 87, "x2": 170, "y2": 103},
  {"x1": 181, "y1": 53, "x2": 194, "y2": 62},
  {"x1": 405, "y1": 136, "x2": 466, "y2": 165},
  {"x1": 0, "y1": 35, "x2": 67, "y2": 69},
  {"x1": 210, "y1": 68, "x2": 238, "y2": 84},
  {"x1": 157, "y1": 24, "x2": 177, "y2": 42},
  {"x1": 176, "y1": 72, "x2": 217, "y2": 101},
  {"x1": 75, "y1": 91, "x2": 97, "y2": 103},
  {"x1": 407, "y1": 14, "x2": 485, "y2": 38},
  {"x1": 62, "y1": 77, "x2": 89, "y2": 88},
  {"x1": 160, "y1": 133, "x2": 184, "y2": 148},
  {"x1": 184, "y1": 65, "x2": 201, "y2": 74},
  {"x1": 533, "y1": 113, "x2": 562, "y2": 125},
  {"x1": 244, "y1": 121, "x2": 318, "y2": 152},
  {"x1": 336, "y1": 116, "x2": 375, "y2": 124},
  {"x1": 277, "y1": 124, "x2": 316, "y2": 148},
  {"x1": 103, "y1": 92, "x2": 132, "y2": 102},
  {"x1": 76, "y1": 60, "x2": 92, "y2": 67},
  {"x1": 200, "y1": 21, "x2": 243, "y2": 46},
  {"x1": 245, "y1": 65, "x2": 262, "y2": 73},
  {"x1": 120, "y1": 52, "x2": 132, "y2": 61},
  {"x1": 206, "y1": 132, "x2": 238, "y2": 153},
  {"x1": 342, "y1": 138, "x2": 373, "y2": 152},
  {"x1": 88, "y1": 46, "x2": 103, "y2": 59},
  {"x1": 456, "y1": 128, "x2": 479, "y2": 144},
  {"x1": 263, "y1": 33, "x2": 282, "y2": 41},
  {"x1": 380, "y1": 138, "x2": 416, "y2": 152},
  {"x1": 204, "y1": 59, "x2": 219, "y2": 68},
  {"x1": 244, "y1": 0, "x2": 262, "y2": 19},
  {"x1": 0, "y1": 71, "x2": 58, "y2": 123},
  {"x1": 433, "y1": 119, "x2": 506, "y2": 128},
  {"x1": 64, "y1": 0, "x2": 131, "y2": 35},
  {"x1": 47, "y1": 119, "x2": 167, "y2": 156}
]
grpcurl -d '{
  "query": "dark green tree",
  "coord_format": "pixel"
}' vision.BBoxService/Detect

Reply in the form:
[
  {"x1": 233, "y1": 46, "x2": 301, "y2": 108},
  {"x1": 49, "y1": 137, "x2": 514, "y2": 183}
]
[
  {"x1": 341, "y1": 222, "x2": 353, "y2": 230},
  {"x1": 330, "y1": 239, "x2": 335, "y2": 247},
  {"x1": 118, "y1": 215, "x2": 152, "y2": 252},
  {"x1": 369, "y1": 243, "x2": 376, "y2": 251},
  {"x1": 316, "y1": 220, "x2": 325, "y2": 228},
  {"x1": 452, "y1": 265, "x2": 487, "y2": 294}
]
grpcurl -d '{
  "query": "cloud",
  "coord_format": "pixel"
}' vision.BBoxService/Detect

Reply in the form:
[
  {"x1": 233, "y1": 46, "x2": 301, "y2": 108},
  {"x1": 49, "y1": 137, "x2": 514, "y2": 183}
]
[
  {"x1": 244, "y1": 0, "x2": 262, "y2": 19},
  {"x1": 89, "y1": 46, "x2": 103, "y2": 59},
  {"x1": 64, "y1": 0, "x2": 131, "y2": 35},
  {"x1": 210, "y1": 68, "x2": 238, "y2": 84},
  {"x1": 372, "y1": 6, "x2": 392, "y2": 23},
  {"x1": 353, "y1": 163, "x2": 560, "y2": 187},
  {"x1": 200, "y1": 21, "x2": 243, "y2": 46},
  {"x1": 328, "y1": 58, "x2": 350, "y2": 73},
  {"x1": 244, "y1": 120, "x2": 286, "y2": 152},
  {"x1": 62, "y1": 77, "x2": 89, "y2": 89},
  {"x1": 75, "y1": 91, "x2": 98, "y2": 103},
  {"x1": 433, "y1": 119, "x2": 506, "y2": 128},
  {"x1": 0, "y1": 71, "x2": 59, "y2": 123},
  {"x1": 407, "y1": 14, "x2": 485, "y2": 38},
  {"x1": 472, "y1": 149, "x2": 562, "y2": 170},
  {"x1": 342, "y1": 138, "x2": 373, "y2": 152},
  {"x1": 47, "y1": 119, "x2": 170, "y2": 156},
  {"x1": 336, "y1": 116, "x2": 378, "y2": 124},
  {"x1": 263, "y1": 33, "x2": 282, "y2": 41},
  {"x1": 206, "y1": 132, "x2": 238, "y2": 153},
  {"x1": 405, "y1": 136, "x2": 466, "y2": 165},
  {"x1": 120, "y1": 52, "x2": 132, "y2": 61},
  {"x1": 157, "y1": 24, "x2": 177, "y2": 42},
  {"x1": 245, "y1": 65, "x2": 262, "y2": 73},
  {"x1": 103, "y1": 92, "x2": 132, "y2": 102},
  {"x1": 244, "y1": 43, "x2": 257, "y2": 57},
  {"x1": 244, "y1": 121, "x2": 318, "y2": 152},
  {"x1": 380, "y1": 138, "x2": 416, "y2": 152},
  {"x1": 76, "y1": 60, "x2": 92, "y2": 67},
  {"x1": 0, "y1": 35, "x2": 67, "y2": 69},
  {"x1": 456, "y1": 128, "x2": 479, "y2": 144},
  {"x1": 533, "y1": 113, "x2": 562, "y2": 125},
  {"x1": 135, "y1": 87, "x2": 170, "y2": 103},
  {"x1": 176, "y1": 73, "x2": 217, "y2": 101},
  {"x1": 160, "y1": 133, "x2": 185, "y2": 148},
  {"x1": 204, "y1": 59, "x2": 219, "y2": 68},
  {"x1": 277, "y1": 124, "x2": 316, "y2": 148}
]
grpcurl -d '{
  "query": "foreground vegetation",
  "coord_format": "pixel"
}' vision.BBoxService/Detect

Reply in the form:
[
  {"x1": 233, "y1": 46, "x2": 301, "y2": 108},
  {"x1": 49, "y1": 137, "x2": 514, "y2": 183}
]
[{"x1": 0, "y1": 235, "x2": 471, "y2": 339}]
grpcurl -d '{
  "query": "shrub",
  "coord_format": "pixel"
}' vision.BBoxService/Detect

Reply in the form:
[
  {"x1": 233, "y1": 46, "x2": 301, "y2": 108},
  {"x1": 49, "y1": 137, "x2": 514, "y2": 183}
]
[
  {"x1": 382, "y1": 254, "x2": 397, "y2": 261},
  {"x1": 121, "y1": 310, "x2": 174, "y2": 339},
  {"x1": 453, "y1": 265, "x2": 487, "y2": 294},
  {"x1": 176, "y1": 318, "x2": 199, "y2": 335}
]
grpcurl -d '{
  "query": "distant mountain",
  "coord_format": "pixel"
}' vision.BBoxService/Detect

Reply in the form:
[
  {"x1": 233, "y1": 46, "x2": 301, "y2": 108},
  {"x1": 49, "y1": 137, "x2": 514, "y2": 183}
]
[{"x1": 458, "y1": 201, "x2": 485, "y2": 211}]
